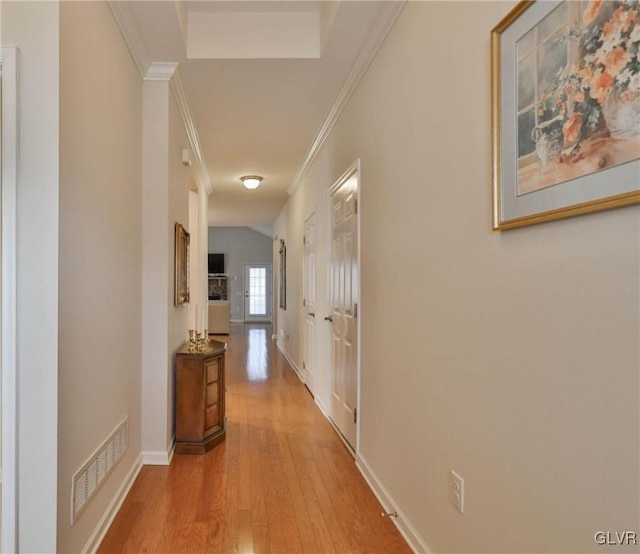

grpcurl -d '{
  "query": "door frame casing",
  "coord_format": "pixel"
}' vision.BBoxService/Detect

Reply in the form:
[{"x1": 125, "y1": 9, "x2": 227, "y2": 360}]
[
  {"x1": 1, "y1": 45, "x2": 19, "y2": 553},
  {"x1": 327, "y1": 159, "x2": 361, "y2": 454}
]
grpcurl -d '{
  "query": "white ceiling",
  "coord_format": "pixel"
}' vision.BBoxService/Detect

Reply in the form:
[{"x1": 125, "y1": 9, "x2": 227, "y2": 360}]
[{"x1": 112, "y1": 1, "x2": 394, "y2": 229}]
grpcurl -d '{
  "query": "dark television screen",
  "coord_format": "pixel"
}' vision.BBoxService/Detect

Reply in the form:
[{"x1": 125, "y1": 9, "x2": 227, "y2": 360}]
[{"x1": 208, "y1": 253, "x2": 224, "y2": 274}]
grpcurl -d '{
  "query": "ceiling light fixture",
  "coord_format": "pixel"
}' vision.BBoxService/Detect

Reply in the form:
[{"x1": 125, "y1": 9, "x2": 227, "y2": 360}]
[{"x1": 241, "y1": 175, "x2": 262, "y2": 190}]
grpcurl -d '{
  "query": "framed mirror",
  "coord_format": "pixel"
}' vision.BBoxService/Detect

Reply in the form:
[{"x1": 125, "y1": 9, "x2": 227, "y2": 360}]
[{"x1": 278, "y1": 239, "x2": 286, "y2": 310}]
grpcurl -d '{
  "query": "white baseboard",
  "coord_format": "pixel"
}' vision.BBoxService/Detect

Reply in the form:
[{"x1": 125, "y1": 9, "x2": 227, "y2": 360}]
[
  {"x1": 276, "y1": 341, "x2": 304, "y2": 383},
  {"x1": 230, "y1": 318, "x2": 243, "y2": 323},
  {"x1": 315, "y1": 396, "x2": 329, "y2": 418},
  {"x1": 82, "y1": 453, "x2": 143, "y2": 554},
  {"x1": 142, "y1": 442, "x2": 174, "y2": 466},
  {"x1": 356, "y1": 454, "x2": 432, "y2": 554}
]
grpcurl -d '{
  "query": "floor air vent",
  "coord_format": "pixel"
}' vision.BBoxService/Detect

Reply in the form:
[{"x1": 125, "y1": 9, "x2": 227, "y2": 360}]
[{"x1": 71, "y1": 417, "x2": 128, "y2": 525}]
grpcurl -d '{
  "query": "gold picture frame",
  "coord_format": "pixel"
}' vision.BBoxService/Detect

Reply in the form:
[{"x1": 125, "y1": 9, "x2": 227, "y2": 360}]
[
  {"x1": 491, "y1": 0, "x2": 640, "y2": 230},
  {"x1": 278, "y1": 239, "x2": 286, "y2": 310},
  {"x1": 174, "y1": 223, "x2": 190, "y2": 306}
]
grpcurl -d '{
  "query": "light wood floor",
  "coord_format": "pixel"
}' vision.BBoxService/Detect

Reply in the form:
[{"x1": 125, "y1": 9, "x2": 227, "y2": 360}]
[{"x1": 98, "y1": 323, "x2": 411, "y2": 554}]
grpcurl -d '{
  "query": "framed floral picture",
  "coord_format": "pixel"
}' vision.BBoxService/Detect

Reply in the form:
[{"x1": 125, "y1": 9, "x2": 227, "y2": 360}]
[{"x1": 492, "y1": 0, "x2": 640, "y2": 230}]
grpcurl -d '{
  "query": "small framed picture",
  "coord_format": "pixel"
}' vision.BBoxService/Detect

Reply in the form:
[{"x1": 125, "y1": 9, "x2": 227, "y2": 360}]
[{"x1": 174, "y1": 223, "x2": 190, "y2": 306}]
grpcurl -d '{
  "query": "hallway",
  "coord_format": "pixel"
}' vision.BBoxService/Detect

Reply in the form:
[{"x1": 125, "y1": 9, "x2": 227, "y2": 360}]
[{"x1": 98, "y1": 324, "x2": 411, "y2": 553}]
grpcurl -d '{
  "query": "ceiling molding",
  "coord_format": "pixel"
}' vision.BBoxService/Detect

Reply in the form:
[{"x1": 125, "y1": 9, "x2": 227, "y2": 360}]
[
  {"x1": 170, "y1": 72, "x2": 213, "y2": 195},
  {"x1": 287, "y1": 0, "x2": 407, "y2": 196},
  {"x1": 108, "y1": 2, "x2": 211, "y2": 195},
  {"x1": 145, "y1": 62, "x2": 178, "y2": 81},
  {"x1": 107, "y1": 0, "x2": 151, "y2": 79}
]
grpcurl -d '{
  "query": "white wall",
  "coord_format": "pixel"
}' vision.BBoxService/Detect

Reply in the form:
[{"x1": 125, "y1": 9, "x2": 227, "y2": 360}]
[
  {"x1": 1, "y1": 2, "x2": 60, "y2": 551},
  {"x1": 168, "y1": 91, "x2": 192, "y2": 445},
  {"x1": 208, "y1": 227, "x2": 273, "y2": 321},
  {"x1": 58, "y1": 3, "x2": 143, "y2": 551},
  {"x1": 274, "y1": 2, "x2": 640, "y2": 553},
  {"x1": 141, "y1": 75, "x2": 195, "y2": 463},
  {"x1": 188, "y1": 190, "x2": 200, "y2": 330},
  {"x1": 141, "y1": 79, "x2": 171, "y2": 461}
]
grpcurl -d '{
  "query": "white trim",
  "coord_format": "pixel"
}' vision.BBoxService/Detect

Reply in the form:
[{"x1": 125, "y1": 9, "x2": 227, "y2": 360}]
[
  {"x1": 170, "y1": 72, "x2": 213, "y2": 194},
  {"x1": 230, "y1": 318, "x2": 244, "y2": 324},
  {"x1": 145, "y1": 62, "x2": 177, "y2": 81},
  {"x1": 328, "y1": 159, "x2": 360, "y2": 196},
  {"x1": 276, "y1": 341, "x2": 304, "y2": 383},
  {"x1": 107, "y1": 1, "x2": 151, "y2": 78},
  {"x1": 314, "y1": 396, "x2": 329, "y2": 418},
  {"x1": 287, "y1": 1, "x2": 406, "y2": 196},
  {"x1": 142, "y1": 445, "x2": 174, "y2": 466},
  {"x1": 356, "y1": 454, "x2": 432, "y2": 554},
  {"x1": 1, "y1": 45, "x2": 19, "y2": 554},
  {"x1": 82, "y1": 454, "x2": 144, "y2": 554}
]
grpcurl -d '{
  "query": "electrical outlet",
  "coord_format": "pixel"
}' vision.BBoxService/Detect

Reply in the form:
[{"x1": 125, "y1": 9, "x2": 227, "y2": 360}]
[{"x1": 449, "y1": 470, "x2": 464, "y2": 514}]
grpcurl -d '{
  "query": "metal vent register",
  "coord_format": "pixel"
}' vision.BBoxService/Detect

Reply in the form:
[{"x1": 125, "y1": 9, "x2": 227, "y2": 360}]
[{"x1": 71, "y1": 417, "x2": 128, "y2": 524}]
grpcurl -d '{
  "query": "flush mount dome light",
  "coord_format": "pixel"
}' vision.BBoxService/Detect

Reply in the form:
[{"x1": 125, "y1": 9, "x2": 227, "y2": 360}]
[{"x1": 241, "y1": 175, "x2": 262, "y2": 190}]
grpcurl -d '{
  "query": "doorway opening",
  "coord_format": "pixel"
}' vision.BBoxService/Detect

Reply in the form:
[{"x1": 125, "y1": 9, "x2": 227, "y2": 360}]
[{"x1": 244, "y1": 264, "x2": 272, "y2": 323}]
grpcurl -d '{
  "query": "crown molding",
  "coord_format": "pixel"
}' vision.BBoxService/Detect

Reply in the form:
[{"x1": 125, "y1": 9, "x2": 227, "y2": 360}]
[
  {"x1": 107, "y1": 0, "x2": 151, "y2": 79},
  {"x1": 145, "y1": 62, "x2": 178, "y2": 81},
  {"x1": 170, "y1": 72, "x2": 213, "y2": 195},
  {"x1": 108, "y1": 2, "x2": 210, "y2": 195},
  {"x1": 287, "y1": 0, "x2": 407, "y2": 196}
]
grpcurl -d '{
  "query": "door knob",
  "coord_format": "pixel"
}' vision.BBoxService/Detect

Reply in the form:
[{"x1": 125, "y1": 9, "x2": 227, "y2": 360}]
[
  {"x1": 309, "y1": 312, "x2": 316, "y2": 318},
  {"x1": 324, "y1": 316, "x2": 333, "y2": 322}
]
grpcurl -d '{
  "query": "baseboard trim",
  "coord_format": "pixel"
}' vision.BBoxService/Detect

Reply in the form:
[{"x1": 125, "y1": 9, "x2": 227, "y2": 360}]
[
  {"x1": 230, "y1": 318, "x2": 244, "y2": 323},
  {"x1": 314, "y1": 396, "x2": 329, "y2": 418},
  {"x1": 356, "y1": 454, "x2": 432, "y2": 554},
  {"x1": 82, "y1": 453, "x2": 143, "y2": 554},
  {"x1": 276, "y1": 341, "x2": 304, "y2": 383},
  {"x1": 142, "y1": 447, "x2": 173, "y2": 466}
]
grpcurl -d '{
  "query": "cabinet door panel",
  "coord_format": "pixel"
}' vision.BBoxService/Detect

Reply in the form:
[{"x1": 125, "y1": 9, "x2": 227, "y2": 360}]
[
  {"x1": 206, "y1": 359, "x2": 220, "y2": 384},
  {"x1": 205, "y1": 404, "x2": 220, "y2": 432},
  {"x1": 206, "y1": 382, "x2": 218, "y2": 407}
]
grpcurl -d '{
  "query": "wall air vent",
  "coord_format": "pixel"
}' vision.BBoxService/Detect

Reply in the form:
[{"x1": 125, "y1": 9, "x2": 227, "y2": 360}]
[{"x1": 71, "y1": 417, "x2": 129, "y2": 525}]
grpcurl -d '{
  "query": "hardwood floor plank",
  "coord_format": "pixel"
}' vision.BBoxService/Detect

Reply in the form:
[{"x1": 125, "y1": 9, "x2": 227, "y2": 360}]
[{"x1": 98, "y1": 324, "x2": 411, "y2": 554}]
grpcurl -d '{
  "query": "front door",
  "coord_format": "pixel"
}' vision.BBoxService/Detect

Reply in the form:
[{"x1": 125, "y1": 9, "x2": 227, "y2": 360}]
[
  {"x1": 303, "y1": 212, "x2": 317, "y2": 393},
  {"x1": 244, "y1": 264, "x2": 272, "y2": 323},
  {"x1": 329, "y1": 165, "x2": 359, "y2": 450}
]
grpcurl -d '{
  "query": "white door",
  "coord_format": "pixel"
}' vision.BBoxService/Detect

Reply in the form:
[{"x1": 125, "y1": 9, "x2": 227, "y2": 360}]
[
  {"x1": 303, "y1": 212, "x2": 317, "y2": 393},
  {"x1": 244, "y1": 264, "x2": 272, "y2": 322},
  {"x1": 329, "y1": 166, "x2": 359, "y2": 449}
]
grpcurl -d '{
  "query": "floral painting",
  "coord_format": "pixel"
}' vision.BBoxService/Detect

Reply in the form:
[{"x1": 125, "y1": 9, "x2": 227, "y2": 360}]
[{"x1": 517, "y1": 0, "x2": 640, "y2": 195}]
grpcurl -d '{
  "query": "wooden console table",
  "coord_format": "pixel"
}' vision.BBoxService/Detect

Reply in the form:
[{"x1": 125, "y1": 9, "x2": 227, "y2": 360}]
[{"x1": 175, "y1": 339, "x2": 226, "y2": 454}]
